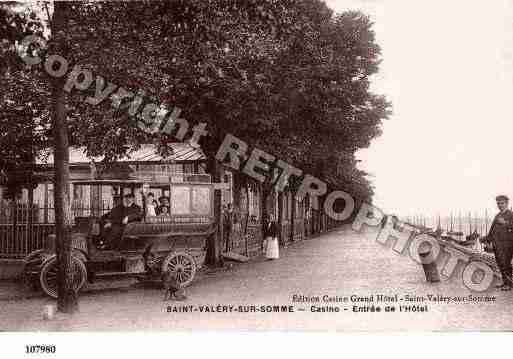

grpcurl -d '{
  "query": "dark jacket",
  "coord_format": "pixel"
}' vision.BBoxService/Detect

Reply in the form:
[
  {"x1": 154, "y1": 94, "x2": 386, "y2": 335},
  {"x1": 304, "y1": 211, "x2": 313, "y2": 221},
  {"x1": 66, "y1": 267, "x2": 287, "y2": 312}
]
[
  {"x1": 223, "y1": 210, "x2": 233, "y2": 230},
  {"x1": 156, "y1": 205, "x2": 170, "y2": 215},
  {"x1": 488, "y1": 209, "x2": 513, "y2": 243},
  {"x1": 264, "y1": 221, "x2": 278, "y2": 238},
  {"x1": 103, "y1": 203, "x2": 143, "y2": 225}
]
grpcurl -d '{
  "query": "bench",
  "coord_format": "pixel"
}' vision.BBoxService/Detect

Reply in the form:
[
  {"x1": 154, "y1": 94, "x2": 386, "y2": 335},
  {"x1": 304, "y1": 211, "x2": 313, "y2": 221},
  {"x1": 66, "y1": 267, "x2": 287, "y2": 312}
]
[{"x1": 119, "y1": 220, "x2": 216, "y2": 252}]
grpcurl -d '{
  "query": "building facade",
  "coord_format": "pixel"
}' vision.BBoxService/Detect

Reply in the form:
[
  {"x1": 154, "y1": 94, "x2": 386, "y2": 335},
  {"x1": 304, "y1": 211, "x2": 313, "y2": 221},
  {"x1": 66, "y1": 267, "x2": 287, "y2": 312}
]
[
  {"x1": 0, "y1": 143, "x2": 207, "y2": 259},
  {"x1": 0, "y1": 144, "x2": 343, "y2": 262}
]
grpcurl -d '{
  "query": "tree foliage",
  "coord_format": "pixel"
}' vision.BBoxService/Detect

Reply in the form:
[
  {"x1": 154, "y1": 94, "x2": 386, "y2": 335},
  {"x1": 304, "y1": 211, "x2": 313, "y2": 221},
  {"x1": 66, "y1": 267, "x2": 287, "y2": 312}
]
[
  {"x1": 1, "y1": 0, "x2": 390, "y2": 202},
  {"x1": 0, "y1": 2, "x2": 50, "y2": 171}
]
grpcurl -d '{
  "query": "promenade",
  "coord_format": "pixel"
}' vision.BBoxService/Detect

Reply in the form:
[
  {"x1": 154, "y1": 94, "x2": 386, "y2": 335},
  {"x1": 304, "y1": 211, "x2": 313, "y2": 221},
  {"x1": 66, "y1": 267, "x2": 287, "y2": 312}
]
[{"x1": 1, "y1": 224, "x2": 511, "y2": 331}]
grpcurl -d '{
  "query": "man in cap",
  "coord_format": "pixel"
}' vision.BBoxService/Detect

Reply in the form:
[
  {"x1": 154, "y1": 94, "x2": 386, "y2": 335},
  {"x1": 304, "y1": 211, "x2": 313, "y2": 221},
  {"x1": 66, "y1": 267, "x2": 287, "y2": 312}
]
[
  {"x1": 102, "y1": 193, "x2": 143, "y2": 249},
  {"x1": 487, "y1": 195, "x2": 513, "y2": 290}
]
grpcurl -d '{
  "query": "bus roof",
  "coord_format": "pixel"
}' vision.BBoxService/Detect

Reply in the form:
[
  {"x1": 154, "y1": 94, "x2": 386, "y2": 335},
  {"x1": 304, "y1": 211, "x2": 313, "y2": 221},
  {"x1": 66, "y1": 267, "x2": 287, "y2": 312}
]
[{"x1": 71, "y1": 179, "x2": 213, "y2": 186}]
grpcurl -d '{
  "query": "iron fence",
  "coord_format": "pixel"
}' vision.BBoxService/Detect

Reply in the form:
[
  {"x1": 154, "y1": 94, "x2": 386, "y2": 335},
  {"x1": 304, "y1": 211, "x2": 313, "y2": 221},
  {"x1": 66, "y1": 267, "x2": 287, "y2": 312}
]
[
  {"x1": 0, "y1": 200, "x2": 112, "y2": 259},
  {"x1": 0, "y1": 199, "x2": 343, "y2": 259}
]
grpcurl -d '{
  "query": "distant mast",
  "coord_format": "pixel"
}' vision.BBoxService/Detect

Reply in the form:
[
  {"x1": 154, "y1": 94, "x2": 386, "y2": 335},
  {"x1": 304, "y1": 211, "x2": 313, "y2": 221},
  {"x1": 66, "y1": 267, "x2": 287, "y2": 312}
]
[{"x1": 485, "y1": 209, "x2": 489, "y2": 234}]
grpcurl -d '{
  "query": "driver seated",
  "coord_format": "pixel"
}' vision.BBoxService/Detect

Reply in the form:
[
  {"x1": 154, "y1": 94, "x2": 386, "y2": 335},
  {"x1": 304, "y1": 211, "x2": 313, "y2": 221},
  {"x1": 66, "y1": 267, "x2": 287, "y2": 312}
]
[{"x1": 101, "y1": 193, "x2": 143, "y2": 249}]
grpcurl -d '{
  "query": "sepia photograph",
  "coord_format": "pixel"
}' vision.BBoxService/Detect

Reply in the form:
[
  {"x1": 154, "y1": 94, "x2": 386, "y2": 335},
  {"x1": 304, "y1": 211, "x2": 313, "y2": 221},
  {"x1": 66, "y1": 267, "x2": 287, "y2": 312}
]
[{"x1": 1, "y1": 0, "x2": 513, "y2": 350}]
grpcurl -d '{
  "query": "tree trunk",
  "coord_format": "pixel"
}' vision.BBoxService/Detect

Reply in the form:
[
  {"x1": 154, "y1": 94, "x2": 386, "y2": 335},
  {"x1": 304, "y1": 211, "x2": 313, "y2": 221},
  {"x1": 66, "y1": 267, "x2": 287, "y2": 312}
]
[
  {"x1": 260, "y1": 186, "x2": 271, "y2": 234},
  {"x1": 51, "y1": 2, "x2": 78, "y2": 314},
  {"x1": 244, "y1": 183, "x2": 250, "y2": 233},
  {"x1": 54, "y1": 87, "x2": 77, "y2": 313},
  {"x1": 277, "y1": 191, "x2": 284, "y2": 246},
  {"x1": 205, "y1": 155, "x2": 223, "y2": 267},
  {"x1": 318, "y1": 196, "x2": 325, "y2": 233},
  {"x1": 289, "y1": 191, "x2": 296, "y2": 242},
  {"x1": 28, "y1": 186, "x2": 33, "y2": 243},
  {"x1": 305, "y1": 194, "x2": 310, "y2": 237}
]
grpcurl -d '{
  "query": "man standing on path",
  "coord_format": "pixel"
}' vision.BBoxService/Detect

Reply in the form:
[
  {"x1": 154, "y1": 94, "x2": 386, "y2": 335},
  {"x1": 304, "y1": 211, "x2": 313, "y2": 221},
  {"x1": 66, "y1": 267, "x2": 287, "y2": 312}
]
[
  {"x1": 223, "y1": 203, "x2": 233, "y2": 252},
  {"x1": 487, "y1": 195, "x2": 513, "y2": 291}
]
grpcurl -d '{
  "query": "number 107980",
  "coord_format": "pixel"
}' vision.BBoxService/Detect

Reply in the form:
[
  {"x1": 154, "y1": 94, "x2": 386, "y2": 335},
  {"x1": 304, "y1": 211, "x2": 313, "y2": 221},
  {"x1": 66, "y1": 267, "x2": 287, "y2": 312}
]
[{"x1": 25, "y1": 345, "x2": 56, "y2": 354}]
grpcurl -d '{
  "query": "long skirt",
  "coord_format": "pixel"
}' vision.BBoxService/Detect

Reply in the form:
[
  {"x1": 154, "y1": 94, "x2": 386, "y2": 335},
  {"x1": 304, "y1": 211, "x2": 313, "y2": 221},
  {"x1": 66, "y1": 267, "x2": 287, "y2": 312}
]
[{"x1": 265, "y1": 236, "x2": 279, "y2": 259}]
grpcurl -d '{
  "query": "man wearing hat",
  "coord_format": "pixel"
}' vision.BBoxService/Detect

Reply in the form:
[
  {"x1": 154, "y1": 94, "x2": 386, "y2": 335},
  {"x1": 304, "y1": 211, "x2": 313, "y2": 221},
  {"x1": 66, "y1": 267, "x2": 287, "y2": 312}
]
[
  {"x1": 102, "y1": 193, "x2": 143, "y2": 249},
  {"x1": 487, "y1": 195, "x2": 513, "y2": 290}
]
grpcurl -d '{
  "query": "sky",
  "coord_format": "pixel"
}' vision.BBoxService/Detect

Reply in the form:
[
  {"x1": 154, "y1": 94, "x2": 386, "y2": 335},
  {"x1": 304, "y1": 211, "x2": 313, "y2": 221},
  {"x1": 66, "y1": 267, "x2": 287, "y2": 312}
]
[{"x1": 325, "y1": 0, "x2": 513, "y2": 217}]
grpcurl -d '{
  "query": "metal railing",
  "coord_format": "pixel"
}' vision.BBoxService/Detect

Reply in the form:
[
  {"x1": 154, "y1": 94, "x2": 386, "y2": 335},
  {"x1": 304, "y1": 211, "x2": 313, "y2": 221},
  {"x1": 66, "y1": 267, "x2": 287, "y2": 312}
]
[
  {"x1": 0, "y1": 199, "x2": 344, "y2": 259},
  {"x1": 0, "y1": 200, "x2": 113, "y2": 259}
]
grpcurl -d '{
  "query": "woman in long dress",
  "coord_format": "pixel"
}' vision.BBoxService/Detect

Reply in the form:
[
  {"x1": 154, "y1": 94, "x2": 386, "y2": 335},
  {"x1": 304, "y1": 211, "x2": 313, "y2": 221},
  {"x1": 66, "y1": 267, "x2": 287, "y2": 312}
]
[{"x1": 264, "y1": 214, "x2": 279, "y2": 260}]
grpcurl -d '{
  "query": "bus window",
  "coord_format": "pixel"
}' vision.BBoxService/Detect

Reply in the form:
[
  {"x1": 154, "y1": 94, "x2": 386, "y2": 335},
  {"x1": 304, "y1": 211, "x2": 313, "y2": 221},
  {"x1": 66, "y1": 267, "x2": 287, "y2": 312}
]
[
  {"x1": 171, "y1": 186, "x2": 190, "y2": 215},
  {"x1": 192, "y1": 186, "x2": 210, "y2": 215}
]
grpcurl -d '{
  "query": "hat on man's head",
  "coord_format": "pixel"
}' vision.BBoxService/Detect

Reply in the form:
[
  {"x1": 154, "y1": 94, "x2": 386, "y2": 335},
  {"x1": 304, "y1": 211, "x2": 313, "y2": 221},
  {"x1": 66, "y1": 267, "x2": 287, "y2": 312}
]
[
  {"x1": 124, "y1": 193, "x2": 135, "y2": 199},
  {"x1": 496, "y1": 195, "x2": 509, "y2": 201}
]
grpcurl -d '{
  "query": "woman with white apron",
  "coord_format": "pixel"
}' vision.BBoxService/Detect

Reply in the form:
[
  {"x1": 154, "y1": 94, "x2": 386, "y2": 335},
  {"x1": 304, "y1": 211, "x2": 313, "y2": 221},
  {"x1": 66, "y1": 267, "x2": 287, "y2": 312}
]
[{"x1": 264, "y1": 214, "x2": 279, "y2": 260}]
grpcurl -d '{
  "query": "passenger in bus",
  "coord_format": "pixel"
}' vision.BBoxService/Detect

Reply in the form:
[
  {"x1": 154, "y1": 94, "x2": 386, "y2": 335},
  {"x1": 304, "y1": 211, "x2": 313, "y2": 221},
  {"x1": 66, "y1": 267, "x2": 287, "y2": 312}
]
[
  {"x1": 157, "y1": 196, "x2": 170, "y2": 215},
  {"x1": 102, "y1": 193, "x2": 143, "y2": 249},
  {"x1": 145, "y1": 192, "x2": 158, "y2": 217},
  {"x1": 158, "y1": 205, "x2": 170, "y2": 216}
]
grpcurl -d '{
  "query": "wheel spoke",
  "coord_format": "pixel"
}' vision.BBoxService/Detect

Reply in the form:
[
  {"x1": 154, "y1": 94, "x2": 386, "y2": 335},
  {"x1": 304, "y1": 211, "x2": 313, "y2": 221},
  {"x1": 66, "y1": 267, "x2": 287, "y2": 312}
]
[
  {"x1": 163, "y1": 253, "x2": 195, "y2": 285},
  {"x1": 40, "y1": 257, "x2": 86, "y2": 299}
]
